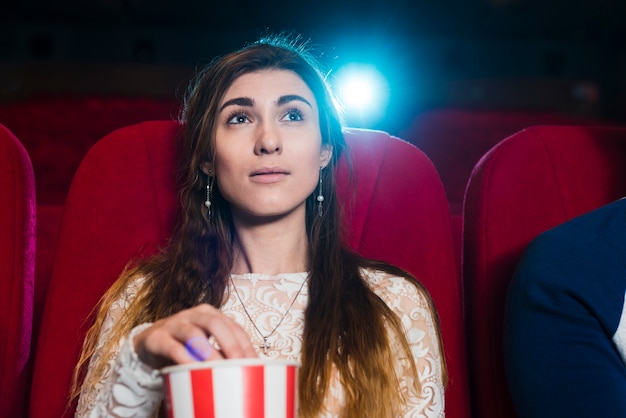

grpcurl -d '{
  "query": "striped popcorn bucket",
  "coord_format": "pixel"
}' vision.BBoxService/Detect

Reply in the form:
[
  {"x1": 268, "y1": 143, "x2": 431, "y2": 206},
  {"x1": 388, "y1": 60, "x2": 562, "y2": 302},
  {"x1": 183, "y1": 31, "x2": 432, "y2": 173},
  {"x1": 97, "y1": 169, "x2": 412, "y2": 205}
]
[{"x1": 161, "y1": 358, "x2": 300, "y2": 418}]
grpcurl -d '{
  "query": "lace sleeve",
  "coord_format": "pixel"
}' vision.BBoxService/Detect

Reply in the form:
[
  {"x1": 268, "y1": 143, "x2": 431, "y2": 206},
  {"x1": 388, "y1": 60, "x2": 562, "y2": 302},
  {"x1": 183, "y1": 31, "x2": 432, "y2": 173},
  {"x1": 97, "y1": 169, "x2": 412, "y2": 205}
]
[
  {"x1": 75, "y1": 280, "x2": 164, "y2": 418},
  {"x1": 364, "y1": 269, "x2": 446, "y2": 418}
]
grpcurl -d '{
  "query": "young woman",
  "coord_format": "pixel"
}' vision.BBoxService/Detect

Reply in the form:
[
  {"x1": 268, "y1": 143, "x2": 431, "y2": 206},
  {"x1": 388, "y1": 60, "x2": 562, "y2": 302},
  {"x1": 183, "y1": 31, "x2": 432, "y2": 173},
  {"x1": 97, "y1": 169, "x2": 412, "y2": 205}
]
[{"x1": 73, "y1": 35, "x2": 447, "y2": 417}]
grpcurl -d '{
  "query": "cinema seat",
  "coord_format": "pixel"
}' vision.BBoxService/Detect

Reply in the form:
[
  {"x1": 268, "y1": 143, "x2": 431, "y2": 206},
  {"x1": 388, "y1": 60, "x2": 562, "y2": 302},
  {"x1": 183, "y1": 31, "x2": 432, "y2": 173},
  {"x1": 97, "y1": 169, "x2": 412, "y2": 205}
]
[
  {"x1": 30, "y1": 121, "x2": 471, "y2": 417},
  {"x1": 0, "y1": 123, "x2": 36, "y2": 418},
  {"x1": 401, "y1": 108, "x2": 595, "y2": 271},
  {"x1": 0, "y1": 96, "x2": 181, "y2": 363},
  {"x1": 463, "y1": 124, "x2": 626, "y2": 418}
]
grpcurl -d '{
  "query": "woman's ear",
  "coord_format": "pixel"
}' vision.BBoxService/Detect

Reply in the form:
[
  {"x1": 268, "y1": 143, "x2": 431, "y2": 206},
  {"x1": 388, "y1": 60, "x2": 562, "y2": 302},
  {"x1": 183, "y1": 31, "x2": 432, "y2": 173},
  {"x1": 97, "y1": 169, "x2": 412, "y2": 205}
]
[
  {"x1": 200, "y1": 162, "x2": 213, "y2": 176},
  {"x1": 320, "y1": 145, "x2": 333, "y2": 169}
]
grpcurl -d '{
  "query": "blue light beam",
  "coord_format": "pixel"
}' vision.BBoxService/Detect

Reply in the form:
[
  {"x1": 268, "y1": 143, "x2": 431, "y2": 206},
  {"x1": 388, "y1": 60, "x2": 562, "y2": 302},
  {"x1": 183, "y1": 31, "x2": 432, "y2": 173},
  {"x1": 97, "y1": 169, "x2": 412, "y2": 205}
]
[{"x1": 333, "y1": 63, "x2": 390, "y2": 128}]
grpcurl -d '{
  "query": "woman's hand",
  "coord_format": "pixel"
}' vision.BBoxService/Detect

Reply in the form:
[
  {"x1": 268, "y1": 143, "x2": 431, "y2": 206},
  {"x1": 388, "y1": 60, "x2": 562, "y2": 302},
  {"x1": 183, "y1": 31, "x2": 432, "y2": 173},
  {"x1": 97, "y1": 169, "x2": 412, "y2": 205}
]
[{"x1": 133, "y1": 304, "x2": 258, "y2": 369}]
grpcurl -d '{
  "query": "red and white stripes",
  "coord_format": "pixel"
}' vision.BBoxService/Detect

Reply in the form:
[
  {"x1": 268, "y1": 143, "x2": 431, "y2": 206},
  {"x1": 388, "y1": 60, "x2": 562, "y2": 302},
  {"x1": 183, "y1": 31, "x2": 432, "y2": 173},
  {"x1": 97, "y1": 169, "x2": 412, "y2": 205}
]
[{"x1": 163, "y1": 360, "x2": 299, "y2": 418}]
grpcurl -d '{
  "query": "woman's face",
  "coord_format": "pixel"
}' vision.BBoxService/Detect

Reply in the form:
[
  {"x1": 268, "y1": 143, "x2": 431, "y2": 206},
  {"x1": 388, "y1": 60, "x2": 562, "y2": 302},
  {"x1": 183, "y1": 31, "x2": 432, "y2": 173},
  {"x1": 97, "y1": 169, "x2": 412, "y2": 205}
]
[{"x1": 207, "y1": 69, "x2": 332, "y2": 223}]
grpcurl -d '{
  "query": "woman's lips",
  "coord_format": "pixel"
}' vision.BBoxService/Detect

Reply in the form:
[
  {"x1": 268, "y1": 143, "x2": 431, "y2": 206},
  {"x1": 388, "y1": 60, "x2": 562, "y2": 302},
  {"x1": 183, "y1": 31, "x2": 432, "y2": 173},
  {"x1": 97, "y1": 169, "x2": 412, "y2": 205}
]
[{"x1": 250, "y1": 168, "x2": 289, "y2": 183}]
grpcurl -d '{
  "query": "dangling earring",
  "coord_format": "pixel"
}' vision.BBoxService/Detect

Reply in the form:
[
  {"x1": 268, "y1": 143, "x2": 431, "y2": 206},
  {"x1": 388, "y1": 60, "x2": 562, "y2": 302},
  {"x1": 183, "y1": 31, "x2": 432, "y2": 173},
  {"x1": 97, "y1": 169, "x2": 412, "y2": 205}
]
[
  {"x1": 204, "y1": 171, "x2": 212, "y2": 222},
  {"x1": 317, "y1": 165, "x2": 324, "y2": 217}
]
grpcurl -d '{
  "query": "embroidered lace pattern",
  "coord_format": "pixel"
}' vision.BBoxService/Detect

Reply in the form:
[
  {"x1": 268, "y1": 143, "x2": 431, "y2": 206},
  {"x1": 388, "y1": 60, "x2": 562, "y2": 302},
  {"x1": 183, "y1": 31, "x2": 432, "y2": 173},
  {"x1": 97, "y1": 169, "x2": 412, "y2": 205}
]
[{"x1": 76, "y1": 268, "x2": 445, "y2": 417}]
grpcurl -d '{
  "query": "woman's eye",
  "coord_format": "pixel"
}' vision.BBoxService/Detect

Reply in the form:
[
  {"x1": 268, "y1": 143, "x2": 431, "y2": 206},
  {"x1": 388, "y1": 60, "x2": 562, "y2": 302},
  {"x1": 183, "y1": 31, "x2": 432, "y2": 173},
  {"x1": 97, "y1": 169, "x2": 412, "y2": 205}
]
[
  {"x1": 282, "y1": 108, "x2": 303, "y2": 122},
  {"x1": 227, "y1": 112, "x2": 250, "y2": 124}
]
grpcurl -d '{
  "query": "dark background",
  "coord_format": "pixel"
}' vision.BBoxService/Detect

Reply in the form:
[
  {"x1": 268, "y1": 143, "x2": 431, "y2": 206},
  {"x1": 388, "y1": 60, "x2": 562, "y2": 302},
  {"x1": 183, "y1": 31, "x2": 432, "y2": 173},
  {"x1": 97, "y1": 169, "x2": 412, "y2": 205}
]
[{"x1": 1, "y1": 0, "x2": 625, "y2": 133}]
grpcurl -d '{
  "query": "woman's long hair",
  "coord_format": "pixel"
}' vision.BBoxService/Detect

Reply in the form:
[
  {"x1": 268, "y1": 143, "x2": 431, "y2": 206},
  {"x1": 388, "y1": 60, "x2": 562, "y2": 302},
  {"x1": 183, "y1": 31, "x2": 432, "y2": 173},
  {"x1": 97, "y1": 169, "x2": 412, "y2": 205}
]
[{"x1": 72, "y1": 35, "x2": 447, "y2": 417}]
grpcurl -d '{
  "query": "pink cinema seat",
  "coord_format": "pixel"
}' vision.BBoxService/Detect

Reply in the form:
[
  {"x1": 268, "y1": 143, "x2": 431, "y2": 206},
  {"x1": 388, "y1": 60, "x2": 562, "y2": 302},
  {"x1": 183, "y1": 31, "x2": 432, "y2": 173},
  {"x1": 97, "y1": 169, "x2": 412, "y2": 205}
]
[
  {"x1": 463, "y1": 124, "x2": 626, "y2": 418},
  {"x1": 0, "y1": 123, "x2": 36, "y2": 418},
  {"x1": 30, "y1": 121, "x2": 470, "y2": 417}
]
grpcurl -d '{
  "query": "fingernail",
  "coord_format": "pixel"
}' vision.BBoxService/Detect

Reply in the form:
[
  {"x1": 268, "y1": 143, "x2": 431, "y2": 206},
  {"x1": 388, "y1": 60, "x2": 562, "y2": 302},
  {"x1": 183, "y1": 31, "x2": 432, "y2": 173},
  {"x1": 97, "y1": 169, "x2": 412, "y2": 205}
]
[{"x1": 185, "y1": 336, "x2": 212, "y2": 361}]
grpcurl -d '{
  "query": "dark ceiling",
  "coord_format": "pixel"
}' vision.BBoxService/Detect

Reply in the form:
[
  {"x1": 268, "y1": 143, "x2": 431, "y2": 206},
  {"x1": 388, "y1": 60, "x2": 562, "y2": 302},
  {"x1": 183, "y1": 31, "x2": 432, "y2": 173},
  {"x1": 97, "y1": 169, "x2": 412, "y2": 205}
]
[
  {"x1": 1, "y1": 0, "x2": 625, "y2": 127},
  {"x1": 3, "y1": 0, "x2": 624, "y2": 31},
  {"x1": 3, "y1": 0, "x2": 625, "y2": 52}
]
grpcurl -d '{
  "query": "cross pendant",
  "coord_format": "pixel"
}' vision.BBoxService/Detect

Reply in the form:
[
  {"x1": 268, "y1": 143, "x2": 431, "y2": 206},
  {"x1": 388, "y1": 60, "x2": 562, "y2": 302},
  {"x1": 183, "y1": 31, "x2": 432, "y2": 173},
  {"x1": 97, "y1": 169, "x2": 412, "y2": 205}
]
[{"x1": 260, "y1": 337, "x2": 271, "y2": 355}]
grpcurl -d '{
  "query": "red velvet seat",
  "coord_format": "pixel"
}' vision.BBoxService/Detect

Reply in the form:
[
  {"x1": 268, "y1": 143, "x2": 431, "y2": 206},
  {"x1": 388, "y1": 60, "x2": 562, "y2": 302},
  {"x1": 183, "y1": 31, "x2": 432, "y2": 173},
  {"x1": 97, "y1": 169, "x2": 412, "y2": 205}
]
[
  {"x1": 0, "y1": 123, "x2": 36, "y2": 418},
  {"x1": 30, "y1": 121, "x2": 471, "y2": 417},
  {"x1": 463, "y1": 125, "x2": 626, "y2": 418},
  {"x1": 0, "y1": 96, "x2": 181, "y2": 362},
  {"x1": 403, "y1": 109, "x2": 594, "y2": 209},
  {"x1": 0, "y1": 96, "x2": 180, "y2": 205},
  {"x1": 401, "y1": 108, "x2": 596, "y2": 272}
]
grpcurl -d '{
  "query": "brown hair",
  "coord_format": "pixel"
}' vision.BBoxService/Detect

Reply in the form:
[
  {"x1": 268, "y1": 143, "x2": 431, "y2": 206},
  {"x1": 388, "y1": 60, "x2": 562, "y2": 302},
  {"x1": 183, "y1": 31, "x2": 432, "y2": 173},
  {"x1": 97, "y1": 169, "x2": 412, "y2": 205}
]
[{"x1": 72, "y1": 35, "x2": 446, "y2": 417}]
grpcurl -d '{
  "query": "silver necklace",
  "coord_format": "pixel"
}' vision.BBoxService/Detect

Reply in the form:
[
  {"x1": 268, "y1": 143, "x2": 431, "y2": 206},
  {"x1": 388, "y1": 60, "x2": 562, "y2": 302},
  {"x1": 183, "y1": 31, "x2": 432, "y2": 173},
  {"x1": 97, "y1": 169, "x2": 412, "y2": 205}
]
[{"x1": 230, "y1": 274, "x2": 308, "y2": 355}]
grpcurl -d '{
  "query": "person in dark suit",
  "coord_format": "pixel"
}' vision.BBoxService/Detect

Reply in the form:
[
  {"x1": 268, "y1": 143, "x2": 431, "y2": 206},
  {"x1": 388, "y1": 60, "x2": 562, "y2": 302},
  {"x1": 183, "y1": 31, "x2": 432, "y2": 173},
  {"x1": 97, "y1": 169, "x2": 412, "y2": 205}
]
[{"x1": 504, "y1": 197, "x2": 626, "y2": 417}]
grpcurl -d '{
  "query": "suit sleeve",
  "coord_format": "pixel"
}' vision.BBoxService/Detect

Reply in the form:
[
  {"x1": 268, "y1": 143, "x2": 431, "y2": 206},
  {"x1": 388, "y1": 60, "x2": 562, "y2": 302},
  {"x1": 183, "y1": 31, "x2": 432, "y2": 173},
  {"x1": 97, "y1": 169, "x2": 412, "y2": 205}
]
[{"x1": 504, "y1": 231, "x2": 626, "y2": 418}]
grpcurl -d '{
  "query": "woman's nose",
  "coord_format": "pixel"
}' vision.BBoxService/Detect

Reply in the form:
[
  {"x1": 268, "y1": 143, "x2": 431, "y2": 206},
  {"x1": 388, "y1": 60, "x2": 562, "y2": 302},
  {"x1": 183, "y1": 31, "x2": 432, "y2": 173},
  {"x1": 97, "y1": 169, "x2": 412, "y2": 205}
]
[{"x1": 254, "y1": 121, "x2": 282, "y2": 155}]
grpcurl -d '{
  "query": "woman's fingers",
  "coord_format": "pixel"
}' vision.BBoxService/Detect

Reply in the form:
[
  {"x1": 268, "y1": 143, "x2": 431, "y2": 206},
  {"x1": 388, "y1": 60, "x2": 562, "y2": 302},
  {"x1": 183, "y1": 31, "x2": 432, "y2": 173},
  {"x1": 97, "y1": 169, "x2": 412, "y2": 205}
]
[
  {"x1": 191, "y1": 306, "x2": 258, "y2": 359},
  {"x1": 166, "y1": 333, "x2": 225, "y2": 365},
  {"x1": 133, "y1": 304, "x2": 257, "y2": 369}
]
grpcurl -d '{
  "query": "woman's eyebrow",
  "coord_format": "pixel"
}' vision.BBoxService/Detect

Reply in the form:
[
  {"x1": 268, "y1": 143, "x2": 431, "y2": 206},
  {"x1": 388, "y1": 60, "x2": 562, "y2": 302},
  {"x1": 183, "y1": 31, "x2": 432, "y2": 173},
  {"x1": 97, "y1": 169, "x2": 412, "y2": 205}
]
[
  {"x1": 219, "y1": 97, "x2": 254, "y2": 112},
  {"x1": 277, "y1": 94, "x2": 312, "y2": 108}
]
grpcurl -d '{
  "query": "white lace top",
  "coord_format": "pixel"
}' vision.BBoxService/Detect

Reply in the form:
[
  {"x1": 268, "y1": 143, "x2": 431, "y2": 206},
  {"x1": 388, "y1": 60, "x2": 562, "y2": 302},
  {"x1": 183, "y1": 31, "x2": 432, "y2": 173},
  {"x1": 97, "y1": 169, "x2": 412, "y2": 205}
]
[{"x1": 76, "y1": 268, "x2": 445, "y2": 417}]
